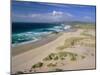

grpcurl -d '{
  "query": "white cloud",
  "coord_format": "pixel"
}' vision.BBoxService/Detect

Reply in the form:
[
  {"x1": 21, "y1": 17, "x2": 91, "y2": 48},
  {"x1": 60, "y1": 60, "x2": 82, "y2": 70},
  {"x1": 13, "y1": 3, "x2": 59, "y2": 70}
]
[
  {"x1": 13, "y1": 10, "x2": 74, "y2": 22},
  {"x1": 52, "y1": 10, "x2": 63, "y2": 16}
]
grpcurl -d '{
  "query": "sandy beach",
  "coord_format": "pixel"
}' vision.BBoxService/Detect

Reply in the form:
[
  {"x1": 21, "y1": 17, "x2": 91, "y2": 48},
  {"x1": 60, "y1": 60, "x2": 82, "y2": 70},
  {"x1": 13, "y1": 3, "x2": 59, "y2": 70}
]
[
  {"x1": 12, "y1": 32, "x2": 62, "y2": 56},
  {"x1": 11, "y1": 1, "x2": 96, "y2": 74},
  {"x1": 12, "y1": 26, "x2": 96, "y2": 74}
]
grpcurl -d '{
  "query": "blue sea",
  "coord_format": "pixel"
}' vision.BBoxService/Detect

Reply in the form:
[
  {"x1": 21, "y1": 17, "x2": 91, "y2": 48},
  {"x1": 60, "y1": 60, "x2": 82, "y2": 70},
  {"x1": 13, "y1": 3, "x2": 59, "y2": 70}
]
[{"x1": 12, "y1": 22, "x2": 71, "y2": 46}]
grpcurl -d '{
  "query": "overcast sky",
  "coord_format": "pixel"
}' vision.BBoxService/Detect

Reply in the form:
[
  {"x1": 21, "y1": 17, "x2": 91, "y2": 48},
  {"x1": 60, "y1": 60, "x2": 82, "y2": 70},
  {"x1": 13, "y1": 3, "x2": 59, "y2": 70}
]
[{"x1": 12, "y1": 1, "x2": 96, "y2": 23}]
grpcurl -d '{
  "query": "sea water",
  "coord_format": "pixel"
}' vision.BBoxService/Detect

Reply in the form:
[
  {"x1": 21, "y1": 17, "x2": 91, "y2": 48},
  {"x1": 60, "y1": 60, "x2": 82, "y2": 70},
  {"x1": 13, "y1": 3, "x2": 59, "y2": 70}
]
[{"x1": 12, "y1": 22, "x2": 71, "y2": 46}]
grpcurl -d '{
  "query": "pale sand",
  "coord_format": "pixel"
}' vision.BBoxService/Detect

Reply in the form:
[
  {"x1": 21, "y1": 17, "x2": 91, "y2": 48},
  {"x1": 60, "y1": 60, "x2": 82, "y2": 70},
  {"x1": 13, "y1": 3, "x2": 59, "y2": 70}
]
[{"x1": 12, "y1": 29, "x2": 95, "y2": 74}]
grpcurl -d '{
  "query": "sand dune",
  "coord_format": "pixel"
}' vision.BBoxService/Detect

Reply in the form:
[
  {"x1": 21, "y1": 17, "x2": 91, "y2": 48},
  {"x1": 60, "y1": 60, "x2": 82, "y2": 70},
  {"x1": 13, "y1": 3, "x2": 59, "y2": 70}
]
[{"x1": 12, "y1": 29, "x2": 95, "y2": 74}]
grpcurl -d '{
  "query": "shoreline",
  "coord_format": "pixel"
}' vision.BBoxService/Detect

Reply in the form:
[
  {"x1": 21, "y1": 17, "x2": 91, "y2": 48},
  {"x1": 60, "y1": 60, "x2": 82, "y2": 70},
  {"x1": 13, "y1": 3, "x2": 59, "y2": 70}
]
[
  {"x1": 12, "y1": 32, "x2": 62, "y2": 56},
  {"x1": 12, "y1": 24, "x2": 73, "y2": 47},
  {"x1": 12, "y1": 28, "x2": 76, "y2": 56}
]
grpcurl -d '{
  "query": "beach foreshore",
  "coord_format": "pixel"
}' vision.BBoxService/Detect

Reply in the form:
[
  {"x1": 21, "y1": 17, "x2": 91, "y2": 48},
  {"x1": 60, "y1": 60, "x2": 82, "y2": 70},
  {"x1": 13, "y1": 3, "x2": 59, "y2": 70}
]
[
  {"x1": 12, "y1": 28, "x2": 77, "y2": 56},
  {"x1": 12, "y1": 28, "x2": 95, "y2": 74},
  {"x1": 12, "y1": 32, "x2": 62, "y2": 56}
]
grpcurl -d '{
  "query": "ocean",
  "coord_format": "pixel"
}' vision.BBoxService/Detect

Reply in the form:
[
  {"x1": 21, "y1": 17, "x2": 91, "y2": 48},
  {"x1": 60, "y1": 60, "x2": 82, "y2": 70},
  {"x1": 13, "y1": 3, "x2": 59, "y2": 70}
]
[{"x1": 12, "y1": 22, "x2": 71, "y2": 46}]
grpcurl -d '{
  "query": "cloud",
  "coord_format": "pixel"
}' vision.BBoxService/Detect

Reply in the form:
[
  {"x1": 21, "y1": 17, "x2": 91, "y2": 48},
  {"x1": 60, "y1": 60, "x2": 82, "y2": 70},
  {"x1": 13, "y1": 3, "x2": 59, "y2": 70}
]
[
  {"x1": 33, "y1": 10, "x2": 73, "y2": 18},
  {"x1": 13, "y1": 10, "x2": 74, "y2": 22},
  {"x1": 52, "y1": 10, "x2": 63, "y2": 16}
]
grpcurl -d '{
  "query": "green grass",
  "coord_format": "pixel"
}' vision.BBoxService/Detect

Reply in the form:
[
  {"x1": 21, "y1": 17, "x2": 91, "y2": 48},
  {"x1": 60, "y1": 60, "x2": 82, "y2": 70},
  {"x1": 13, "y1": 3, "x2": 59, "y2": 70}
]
[{"x1": 32, "y1": 62, "x2": 43, "y2": 69}]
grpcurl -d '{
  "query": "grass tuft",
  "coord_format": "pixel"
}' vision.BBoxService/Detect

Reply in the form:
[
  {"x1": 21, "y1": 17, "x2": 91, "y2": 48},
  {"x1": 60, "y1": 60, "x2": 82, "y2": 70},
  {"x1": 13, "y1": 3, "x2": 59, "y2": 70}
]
[
  {"x1": 43, "y1": 53, "x2": 58, "y2": 61},
  {"x1": 32, "y1": 62, "x2": 43, "y2": 69},
  {"x1": 81, "y1": 55, "x2": 85, "y2": 59},
  {"x1": 57, "y1": 37, "x2": 84, "y2": 50},
  {"x1": 43, "y1": 51, "x2": 78, "y2": 61},
  {"x1": 47, "y1": 63, "x2": 57, "y2": 67}
]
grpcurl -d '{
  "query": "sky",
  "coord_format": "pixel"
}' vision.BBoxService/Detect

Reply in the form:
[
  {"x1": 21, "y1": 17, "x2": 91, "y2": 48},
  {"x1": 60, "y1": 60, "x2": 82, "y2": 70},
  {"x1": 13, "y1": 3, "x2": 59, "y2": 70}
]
[{"x1": 12, "y1": 1, "x2": 96, "y2": 23}]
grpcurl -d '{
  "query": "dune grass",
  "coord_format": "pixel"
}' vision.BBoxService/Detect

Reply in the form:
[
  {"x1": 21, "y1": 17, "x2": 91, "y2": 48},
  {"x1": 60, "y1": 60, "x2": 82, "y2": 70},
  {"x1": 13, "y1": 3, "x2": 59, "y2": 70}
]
[
  {"x1": 81, "y1": 55, "x2": 85, "y2": 59},
  {"x1": 80, "y1": 30, "x2": 95, "y2": 47},
  {"x1": 57, "y1": 33, "x2": 95, "y2": 50},
  {"x1": 43, "y1": 53, "x2": 58, "y2": 61},
  {"x1": 74, "y1": 24, "x2": 95, "y2": 29},
  {"x1": 78, "y1": 38, "x2": 95, "y2": 47},
  {"x1": 43, "y1": 51, "x2": 79, "y2": 62},
  {"x1": 81, "y1": 42, "x2": 95, "y2": 47},
  {"x1": 56, "y1": 37, "x2": 84, "y2": 50},
  {"x1": 80, "y1": 31, "x2": 95, "y2": 38},
  {"x1": 47, "y1": 63, "x2": 57, "y2": 67},
  {"x1": 58, "y1": 51, "x2": 78, "y2": 61},
  {"x1": 32, "y1": 62, "x2": 43, "y2": 69}
]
